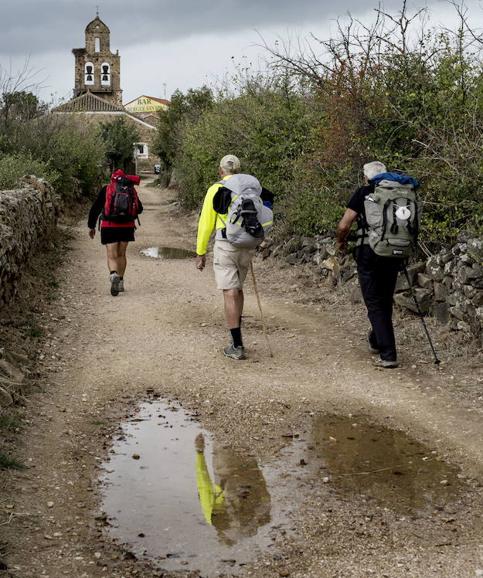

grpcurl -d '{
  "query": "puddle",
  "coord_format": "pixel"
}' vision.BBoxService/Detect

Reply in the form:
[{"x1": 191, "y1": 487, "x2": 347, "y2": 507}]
[
  {"x1": 140, "y1": 246, "x2": 196, "y2": 259},
  {"x1": 100, "y1": 402, "x2": 290, "y2": 575},
  {"x1": 302, "y1": 415, "x2": 463, "y2": 514},
  {"x1": 101, "y1": 406, "x2": 466, "y2": 574}
]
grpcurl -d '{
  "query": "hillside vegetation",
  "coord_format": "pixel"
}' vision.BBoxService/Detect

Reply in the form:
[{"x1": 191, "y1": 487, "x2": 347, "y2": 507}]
[{"x1": 155, "y1": 2, "x2": 482, "y2": 246}]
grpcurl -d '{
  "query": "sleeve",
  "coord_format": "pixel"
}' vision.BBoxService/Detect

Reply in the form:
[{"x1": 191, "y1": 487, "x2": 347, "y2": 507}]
[
  {"x1": 347, "y1": 187, "x2": 366, "y2": 214},
  {"x1": 196, "y1": 184, "x2": 221, "y2": 256},
  {"x1": 87, "y1": 186, "x2": 106, "y2": 229}
]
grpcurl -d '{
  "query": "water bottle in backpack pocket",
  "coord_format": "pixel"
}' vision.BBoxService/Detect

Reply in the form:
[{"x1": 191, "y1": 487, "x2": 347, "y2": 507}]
[{"x1": 363, "y1": 179, "x2": 420, "y2": 258}]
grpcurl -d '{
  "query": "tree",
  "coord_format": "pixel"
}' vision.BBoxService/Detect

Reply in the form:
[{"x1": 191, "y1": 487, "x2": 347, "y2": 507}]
[{"x1": 99, "y1": 117, "x2": 139, "y2": 171}]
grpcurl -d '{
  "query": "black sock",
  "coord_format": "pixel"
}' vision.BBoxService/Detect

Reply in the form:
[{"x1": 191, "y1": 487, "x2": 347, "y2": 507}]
[
  {"x1": 230, "y1": 328, "x2": 243, "y2": 348},
  {"x1": 110, "y1": 270, "x2": 117, "y2": 275}
]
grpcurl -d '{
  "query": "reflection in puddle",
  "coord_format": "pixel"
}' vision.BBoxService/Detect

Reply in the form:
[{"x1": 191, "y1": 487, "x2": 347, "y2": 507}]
[
  {"x1": 101, "y1": 405, "x2": 467, "y2": 574},
  {"x1": 100, "y1": 403, "x2": 288, "y2": 575},
  {"x1": 306, "y1": 415, "x2": 462, "y2": 514},
  {"x1": 140, "y1": 246, "x2": 196, "y2": 259}
]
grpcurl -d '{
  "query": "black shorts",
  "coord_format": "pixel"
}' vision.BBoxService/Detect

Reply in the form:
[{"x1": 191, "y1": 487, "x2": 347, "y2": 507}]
[{"x1": 100, "y1": 227, "x2": 135, "y2": 245}]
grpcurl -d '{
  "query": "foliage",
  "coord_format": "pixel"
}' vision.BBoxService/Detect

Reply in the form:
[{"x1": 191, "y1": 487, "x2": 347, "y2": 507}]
[
  {"x1": 0, "y1": 152, "x2": 58, "y2": 190},
  {"x1": 0, "y1": 85, "x2": 107, "y2": 199},
  {"x1": 168, "y1": 2, "x2": 482, "y2": 246},
  {"x1": 153, "y1": 86, "x2": 214, "y2": 184},
  {"x1": 99, "y1": 117, "x2": 139, "y2": 171}
]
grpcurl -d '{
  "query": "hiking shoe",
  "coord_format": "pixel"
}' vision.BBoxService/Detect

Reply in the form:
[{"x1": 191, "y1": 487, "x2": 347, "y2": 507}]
[
  {"x1": 223, "y1": 344, "x2": 246, "y2": 360},
  {"x1": 110, "y1": 273, "x2": 120, "y2": 296},
  {"x1": 118, "y1": 279, "x2": 125, "y2": 293},
  {"x1": 368, "y1": 331, "x2": 379, "y2": 354},
  {"x1": 375, "y1": 358, "x2": 399, "y2": 369}
]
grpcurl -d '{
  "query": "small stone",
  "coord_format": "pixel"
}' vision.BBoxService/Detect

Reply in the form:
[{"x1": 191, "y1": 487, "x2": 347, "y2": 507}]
[
  {"x1": 279, "y1": 570, "x2": 290, "y2": 577},
  {"x1": 132, "y1": 454, "x2": 140, "y2": 460},
  {"x1": 47, "y1": 501, "x2": 54, "y2": 508},
  {"x1": 94, "y1": 552, "x2": 101, "y2": 559},
  {"x1": 322, "y1": 477, "x2": 330, "y2": 483}
]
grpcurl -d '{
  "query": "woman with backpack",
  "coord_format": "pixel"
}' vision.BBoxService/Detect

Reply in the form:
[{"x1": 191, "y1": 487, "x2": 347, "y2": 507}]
[{"x1": 88, "y1": 169, "x2": 143, "y2": 296}]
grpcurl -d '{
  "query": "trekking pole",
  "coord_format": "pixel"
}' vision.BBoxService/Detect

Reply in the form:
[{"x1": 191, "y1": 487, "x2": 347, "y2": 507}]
[
  {"x1": 250, "y1": 261, "x2": 274, "y2": 358},
  {"x1": 403, "y1": 266, "x2": 441, "y2": 365}
]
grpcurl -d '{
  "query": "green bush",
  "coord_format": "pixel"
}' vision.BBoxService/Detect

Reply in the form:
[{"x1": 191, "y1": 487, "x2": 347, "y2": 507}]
[{"x1": 0, "y1": 152, "x2": 58, "y2": 190}]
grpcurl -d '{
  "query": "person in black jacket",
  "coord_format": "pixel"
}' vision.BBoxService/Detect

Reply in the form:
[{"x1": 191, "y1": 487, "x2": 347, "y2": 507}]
[
  {"x1": 336, "y1": 161, "x2": 401, "y2": 368},
  {"x1": 88, "y1": 170, "x2": 143, "y2": 296}
]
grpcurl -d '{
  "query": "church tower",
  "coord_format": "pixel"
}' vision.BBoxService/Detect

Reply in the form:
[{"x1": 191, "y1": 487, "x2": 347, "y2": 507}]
[{"x1": 72, "y1": 14, "x2": 122, "y2": 106}]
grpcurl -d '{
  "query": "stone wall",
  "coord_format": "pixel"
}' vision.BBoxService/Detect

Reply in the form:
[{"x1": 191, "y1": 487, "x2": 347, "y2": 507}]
[
  {"x1": 0, "y1": 177, "x2": 59, "y2": 307},
  {"x1": 265, "y1": 236, "x2": 483, "y2": 341}
]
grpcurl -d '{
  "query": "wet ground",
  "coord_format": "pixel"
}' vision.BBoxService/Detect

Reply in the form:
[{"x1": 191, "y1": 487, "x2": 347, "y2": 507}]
[{"x1": 100, "y1": 401, "x2": 469, "y2": 576}]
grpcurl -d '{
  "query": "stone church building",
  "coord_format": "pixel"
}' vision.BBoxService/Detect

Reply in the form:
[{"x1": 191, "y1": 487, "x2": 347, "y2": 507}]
[{"x1": 54, "y1": 14, "x2": 165, "y2": 172}]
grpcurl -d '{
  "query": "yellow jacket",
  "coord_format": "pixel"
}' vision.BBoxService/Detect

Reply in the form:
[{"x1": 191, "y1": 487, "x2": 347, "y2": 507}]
[
  {"x1": 196, "y1": 175, "x2": 233, "y2": 256},
  {"x1": 195, "y1": 451, "x2": 225, "y2": 525}
]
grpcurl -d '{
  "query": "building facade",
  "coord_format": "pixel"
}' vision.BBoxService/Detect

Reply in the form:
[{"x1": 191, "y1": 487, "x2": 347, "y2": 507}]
[
  {"x1": 72, "y1": 15, "x2": 122, "y2": 106},
  {"x1": 54, "y1": 14, "x2": 167, "y2": 173}
]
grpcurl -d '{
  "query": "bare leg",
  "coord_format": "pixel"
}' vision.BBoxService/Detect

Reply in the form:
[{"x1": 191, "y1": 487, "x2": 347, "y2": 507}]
[
  {"x1": 223, "y1": 289, "x2": 244, "y2": 329},
  {"x1": 106, "y1": 243, "x2": 120, "y2": 273},
  {"x1": 117, "y1": 242, "x2": 129, "y2": 277}
]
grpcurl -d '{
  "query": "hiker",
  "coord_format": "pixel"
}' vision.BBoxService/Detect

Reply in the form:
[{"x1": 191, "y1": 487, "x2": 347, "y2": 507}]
[
  {"x1": 336, "y1": 161, "x2": 420, "y2": 368},
  {"x1": 195, "y1": 433, "x2": 271, "y2": 544},
  {"x1": 88, "y1": 169, "x2": 143, "y2": 296},
  {"x1": 195, "y1": 155, "x2": 273, "y2": 360}
]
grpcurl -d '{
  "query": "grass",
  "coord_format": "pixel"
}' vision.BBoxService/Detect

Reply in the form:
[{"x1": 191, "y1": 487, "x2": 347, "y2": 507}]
[
  {"x1": 0, "y1": 415, "x2": 22, "y2": 431},
  {"x1": 0, "y1": 452, "x2": 26, "y2": 470}
]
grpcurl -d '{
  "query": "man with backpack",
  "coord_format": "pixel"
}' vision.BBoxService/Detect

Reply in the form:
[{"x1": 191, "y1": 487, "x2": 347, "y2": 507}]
[
  {"x1": 196, "y1": 155, "x2": 273, "y2": 360},
  {"x1": 88, "y1": 169, "x2": 143, "y2": 296},
  {"x1": 336, "y1": 161, "x2": 420, "y2": 368}
]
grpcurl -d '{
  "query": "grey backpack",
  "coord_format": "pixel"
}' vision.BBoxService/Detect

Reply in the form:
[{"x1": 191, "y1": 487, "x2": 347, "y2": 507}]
[
  {"x1": 220, "y1": 174, "x2": 273, "y2": 249},
  {"x1": 363, "y1": 179, "x2": 420, "y2": 258}
]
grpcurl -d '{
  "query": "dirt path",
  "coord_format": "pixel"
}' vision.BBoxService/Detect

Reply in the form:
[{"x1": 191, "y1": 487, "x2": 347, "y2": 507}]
[{"x1": 2, "y1": 182, "x2": 483, "y2": 578}]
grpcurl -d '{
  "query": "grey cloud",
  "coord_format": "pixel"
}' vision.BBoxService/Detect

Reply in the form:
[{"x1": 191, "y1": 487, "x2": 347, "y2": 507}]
[{"x1": 1, "y1": 0, "x2": 405, "y2": 55}]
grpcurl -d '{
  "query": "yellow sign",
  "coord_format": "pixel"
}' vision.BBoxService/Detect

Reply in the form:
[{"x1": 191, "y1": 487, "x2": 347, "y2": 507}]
[{"x1": 125, "y1": 96, "x2": 168, "y2": 114}]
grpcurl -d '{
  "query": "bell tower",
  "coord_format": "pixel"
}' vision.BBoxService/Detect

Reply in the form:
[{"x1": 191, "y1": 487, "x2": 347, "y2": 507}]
[{"x1": 72, "y1": 13, "x2": 122, "y2": 106}]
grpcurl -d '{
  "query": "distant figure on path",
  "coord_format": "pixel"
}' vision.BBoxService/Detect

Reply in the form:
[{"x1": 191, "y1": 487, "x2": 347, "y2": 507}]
[
  {"x1": 336, "y1": 161, "x2": 404, "y2": 368},
  {"x1": 88, "y1": 169, "x2": 143, "y2": 296},
  {"x1": 195, "y1": 155, "x2": 273, "y2": 360}
]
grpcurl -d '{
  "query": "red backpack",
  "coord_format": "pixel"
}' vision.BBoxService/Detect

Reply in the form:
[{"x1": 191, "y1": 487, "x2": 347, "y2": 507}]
[{"x1": 103, "y1": 174, "x2": 140, "y2": 223}]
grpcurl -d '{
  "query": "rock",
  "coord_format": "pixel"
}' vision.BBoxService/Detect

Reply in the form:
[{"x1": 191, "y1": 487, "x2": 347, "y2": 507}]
[
  {"x1": 426, "y1": 256, "x2": 444, "y2": 281},
  {"x1": 433, "y1": 282, "x2": 448, "y2": 302},
  {"x1": 456, "y1": 321, "x2": 471, "y2": 333},
  {"x1": 449, "y1": 306, "x2": 466, "y2": 321},
  {"x1": 467, "y1": 238, "x2": 483, "y2": 262},
  {"x1": 285, "y1": 254, "x2": 299, "y2": 265},
  {"x1": 417, "y1": 273, "x2": 433, "y2": 290},
  {"x1": 395, "y1": 289, "x2": 432, "y2": 314},
  {"x1": 457, "y1": 266, "x2": 480, "y2": 285},
  {"x1": 432, "y1": 302, "x2": 450, "y2": 325}
]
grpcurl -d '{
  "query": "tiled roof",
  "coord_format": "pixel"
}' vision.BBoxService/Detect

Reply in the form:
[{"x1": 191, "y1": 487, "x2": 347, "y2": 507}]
[{"x1": 53, "y1": 92, "x2": 124, "y2": 113}]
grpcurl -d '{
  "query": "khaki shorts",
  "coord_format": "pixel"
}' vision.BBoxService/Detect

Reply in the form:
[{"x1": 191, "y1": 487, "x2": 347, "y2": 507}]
[{"x1": 213, "y1": 240, "x2": 254, "y2": 290}]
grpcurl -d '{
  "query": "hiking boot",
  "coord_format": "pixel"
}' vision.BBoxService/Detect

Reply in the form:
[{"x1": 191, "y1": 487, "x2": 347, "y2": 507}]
[
  {"x1": 368, "y1": 331, "x2": 379, "y2": 354},
  {"x1": 375, "y1": 358, "x2": 399, "y2": 369},
  {"x1": 110, "y1": 273, "x2": 120, "y2": 296},
  {"x1": 118, "y1": 279, "x2": 125, "y2": 292},
  {"x1": 223, "y1": 344, "x2": 246, "y2": 360}
]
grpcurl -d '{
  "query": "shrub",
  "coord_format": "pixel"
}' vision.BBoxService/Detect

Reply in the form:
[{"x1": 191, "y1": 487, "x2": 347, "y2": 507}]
[{"x1": 0, "y1": 152, "x2": 58, "y2": 190}]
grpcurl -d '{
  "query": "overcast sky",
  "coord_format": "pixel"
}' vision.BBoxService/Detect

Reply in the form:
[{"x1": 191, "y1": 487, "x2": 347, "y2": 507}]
[{"x1": 0, "y1": 0, "x2": 481, "y2": 103}]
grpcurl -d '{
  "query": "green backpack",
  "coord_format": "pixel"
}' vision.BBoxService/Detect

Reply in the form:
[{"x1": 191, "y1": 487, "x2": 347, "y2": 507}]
[{"x1": 360, "y1": 179, "x2": 420, "y2": 258}]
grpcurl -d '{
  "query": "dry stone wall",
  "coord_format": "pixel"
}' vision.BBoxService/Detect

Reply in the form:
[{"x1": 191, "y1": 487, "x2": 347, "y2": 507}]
[
  {"x1": 267, "y1": 235, "x2": 483, "y2": 342},
  {"x1": 0, "y1": 176, "x2": 59, "y2": 307}
]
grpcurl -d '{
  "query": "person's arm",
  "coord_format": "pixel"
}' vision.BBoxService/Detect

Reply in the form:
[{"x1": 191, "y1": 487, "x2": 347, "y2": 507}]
[
  {"x1": 335, "y1": 209, "x2": 358, "y2": 255},
  {"x1": 196, "y1": 184, "x2": 220, "y2": 270},
  {"x1": 87, "y1": 186, "x2": 106, "y2": 235}
]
